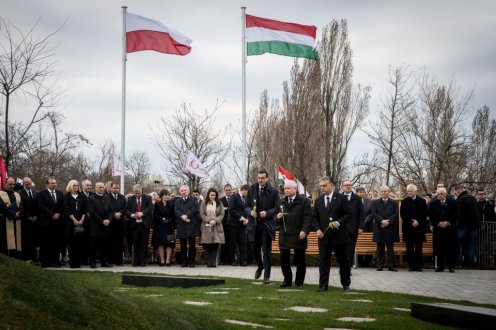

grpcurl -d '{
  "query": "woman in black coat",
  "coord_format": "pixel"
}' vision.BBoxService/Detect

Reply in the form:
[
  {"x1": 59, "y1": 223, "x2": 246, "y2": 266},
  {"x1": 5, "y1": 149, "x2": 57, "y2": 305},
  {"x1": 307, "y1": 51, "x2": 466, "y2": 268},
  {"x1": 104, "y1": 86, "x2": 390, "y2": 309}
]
[
  {"x1": 64, "y1": 180, "x2": 87, "y2": 268},
  {"x1": 152, "y1": 189, "x2": 175, "y2": 266}
]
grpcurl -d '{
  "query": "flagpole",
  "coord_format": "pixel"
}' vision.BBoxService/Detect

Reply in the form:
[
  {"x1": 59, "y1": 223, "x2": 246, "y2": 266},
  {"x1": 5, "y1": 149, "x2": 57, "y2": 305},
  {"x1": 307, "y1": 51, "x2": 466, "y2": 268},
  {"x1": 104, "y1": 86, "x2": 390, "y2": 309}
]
[
  {"x1": 121, "y1": 6, "x2": 127, "y2": 194},
  {"x1": 241, "y1": 7, "x2": 247, "y2": 184}
]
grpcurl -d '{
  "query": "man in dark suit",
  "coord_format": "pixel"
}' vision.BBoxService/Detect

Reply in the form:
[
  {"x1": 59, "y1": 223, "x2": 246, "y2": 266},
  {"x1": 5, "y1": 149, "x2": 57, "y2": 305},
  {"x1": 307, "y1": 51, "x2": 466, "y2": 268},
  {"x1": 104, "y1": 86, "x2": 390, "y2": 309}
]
[
  {"x1": 219, "y1": 184, "x2": 233, "y2": 265},
  {"x1": 37, "y1": 176, "x2": 65, "y2": 267},
  {"x1": 87, "y1": 182, "x2": 113, "y2": 268},
  {"x1": 341, "y1": 180, "x2": 364, "y2": 268},
  {"x1": 429, "y1": 187, "x2": 457, "y2": 272},
  {"x1": 247, "y1": 170, "x2": 279, "y2": 284},
  {"x1": 108, "y1": 182, "x2": 127, "y2": 266},
  {"x1": 313, "y1": 176, "x2": 352, "y2": 292},
  {"x1": 228, "y1": 184, "x2": 250, "y2": 266},
  {"x1": 174, "y1": 184, "x2": 200, "y2": 267},
  {"x1": 372, "y1": 185, "x2": 399, "y2": 271},
  {"x1": 19, "y1": 177, "x2": 37, "y2": 261},
  {"x1": 454, "y1": 186, "x2": 480, "y2": 269},
  {"x1": 126, "y1": 184, "x2": 153, "y2": 267},
  {"x1": 356, "y1": 187, "x2": 373, "y2": 267},
  {"x1": 276, "y1": 181, "x2": 312, "y2": 288},
  {"x1": 400, "y1": 184, "x2": 428, "y2": 271}
]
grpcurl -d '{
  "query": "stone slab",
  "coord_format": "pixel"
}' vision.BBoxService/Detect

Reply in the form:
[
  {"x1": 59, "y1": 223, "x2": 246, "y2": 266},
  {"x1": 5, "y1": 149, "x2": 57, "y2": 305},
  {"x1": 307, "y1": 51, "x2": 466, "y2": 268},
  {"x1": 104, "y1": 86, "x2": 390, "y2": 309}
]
[
  {"x1": 411, "y1": 302, "x2": 496, "y2": 330},
  {"x1": 122, "y1": 274, "x2": 225, "y2": 288}
]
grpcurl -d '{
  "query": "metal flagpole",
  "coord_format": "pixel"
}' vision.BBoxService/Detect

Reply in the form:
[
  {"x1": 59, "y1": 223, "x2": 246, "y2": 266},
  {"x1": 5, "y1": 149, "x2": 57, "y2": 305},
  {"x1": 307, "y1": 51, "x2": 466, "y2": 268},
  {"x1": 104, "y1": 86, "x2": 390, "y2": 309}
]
[
  {"x1": 120, "y1": 6, "x2": 128, "y2": 195},
  {"x1": 241, "y1": 7, "x2": 247, "y2": 183}
]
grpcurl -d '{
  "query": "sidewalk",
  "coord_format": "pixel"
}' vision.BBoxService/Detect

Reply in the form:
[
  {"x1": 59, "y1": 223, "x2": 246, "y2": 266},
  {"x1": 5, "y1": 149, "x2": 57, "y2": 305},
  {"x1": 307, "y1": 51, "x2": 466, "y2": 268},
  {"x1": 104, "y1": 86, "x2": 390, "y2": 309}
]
[{"x1": 61, "y1": 265, "x2": 496, "y2": 305}]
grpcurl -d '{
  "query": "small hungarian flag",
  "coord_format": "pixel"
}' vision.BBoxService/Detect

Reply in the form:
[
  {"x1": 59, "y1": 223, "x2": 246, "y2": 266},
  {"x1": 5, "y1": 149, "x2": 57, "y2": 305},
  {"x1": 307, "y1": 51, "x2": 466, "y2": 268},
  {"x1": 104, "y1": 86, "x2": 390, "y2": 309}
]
[
  {"x1": 126, "y1": 12, "x2": 192, "y2": 55},
  {"x1": 277, "y1": 165, "x2": 309, "y2": 196},
  {"x1": 246, "y1": 15, "x2": 317, "y2": 60}
]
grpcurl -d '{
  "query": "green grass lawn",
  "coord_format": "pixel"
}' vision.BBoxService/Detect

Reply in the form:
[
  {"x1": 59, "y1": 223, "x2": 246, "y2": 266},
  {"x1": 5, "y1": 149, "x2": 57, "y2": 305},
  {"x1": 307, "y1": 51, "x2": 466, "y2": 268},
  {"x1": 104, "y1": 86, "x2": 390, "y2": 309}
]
[{"x1": 0, "y1": 254, "x2": 492, "y2": 329}]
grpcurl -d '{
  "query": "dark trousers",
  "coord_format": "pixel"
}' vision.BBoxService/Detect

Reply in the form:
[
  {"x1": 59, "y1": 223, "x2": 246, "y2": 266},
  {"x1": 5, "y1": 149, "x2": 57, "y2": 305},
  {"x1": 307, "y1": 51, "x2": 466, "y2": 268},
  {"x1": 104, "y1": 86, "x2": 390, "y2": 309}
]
[
  {"x1": 90, "y1": 235, "x2": 110, "y2": 265},
  {"x1": 253, "y1": 227, "x2": 272, "y2": 278},
  {"x1": 39, "y1": 224, "x2": 63, "y2": 266},
  {"x1": 280, "y1": 248, "x2": 306, "y2": 286},
  {"x1": 180, "y1": 236, "x2": 197, "y2": 265},
  {"x1": 219, "y1": 224, "x2": 230, "y2": 264},
  {"x1": 110, "y1": 221, "x2": 125, "y2": 265},
  {"x1": 436, "y1": 233, "x2": 456, "y2": 270},
  {"x1": 228, "y1": 224, "x2": 247, "y2": 265},
  {"x1": 21, "y1": 220, "x2": 37, "y2": 261},
  {"x1": 376, "y1": 242, "x2": 395, "y2": 268},
  {"x1": 318, "y1": 238, "x2": 350, "y2": 288},
  {"x1": 347, "y1": 232, "x2": 358, "y2": 267},
  {"x1": 406, "y1": 240, "x2": 423, "y2": 269},
  {"x1": 132, "y1": 223, "x2": 148, "y2": 266},
  {"x1": 204, "y1": 243, "x2": 219, "y2": 266},
  {"x1": 68, "y1": 234, "x2": 84, "y2": 267}
]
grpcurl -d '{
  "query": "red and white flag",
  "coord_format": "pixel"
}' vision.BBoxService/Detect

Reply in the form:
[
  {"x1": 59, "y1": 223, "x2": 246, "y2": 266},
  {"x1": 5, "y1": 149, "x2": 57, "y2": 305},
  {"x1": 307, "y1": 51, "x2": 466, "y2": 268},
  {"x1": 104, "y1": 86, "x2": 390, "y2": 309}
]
[
  {"x1": 112, "y1": 155, "x2": 134, "y2": 177},
  {"x1": 126, "y1": 12, "x2": 192, "y2": 55},
  {"x1": 277, "y1": 165, "x2": 309, "y2": 197},
  {"x1": 184, "y1": 151, "x2": 209, "y2": 178}
]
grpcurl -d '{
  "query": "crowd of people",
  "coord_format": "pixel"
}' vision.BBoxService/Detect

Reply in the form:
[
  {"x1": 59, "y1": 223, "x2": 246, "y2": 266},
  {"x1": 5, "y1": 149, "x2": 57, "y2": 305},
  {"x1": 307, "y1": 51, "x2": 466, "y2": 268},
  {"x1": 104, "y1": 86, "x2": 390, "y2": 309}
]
[{"x1": 1, "y1": 172, "x2": 494, "y2": 291}]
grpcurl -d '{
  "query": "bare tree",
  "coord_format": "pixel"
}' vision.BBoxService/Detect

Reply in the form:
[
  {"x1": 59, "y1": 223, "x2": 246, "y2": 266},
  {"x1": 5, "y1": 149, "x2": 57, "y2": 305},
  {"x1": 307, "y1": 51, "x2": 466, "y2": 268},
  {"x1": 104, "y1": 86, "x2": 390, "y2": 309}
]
[
  {"x1": 316, "y1": 19, "x2": 370, "y2": 182},
  {"x1": 151, "y1": 102, "x2": 230, "y2": 190},
  {"x1": 127, "y1": 150, "x2": 151, "y2": 185},
  {"x1": 0, "y1": 17, "x2": 64, "y2": 171}
]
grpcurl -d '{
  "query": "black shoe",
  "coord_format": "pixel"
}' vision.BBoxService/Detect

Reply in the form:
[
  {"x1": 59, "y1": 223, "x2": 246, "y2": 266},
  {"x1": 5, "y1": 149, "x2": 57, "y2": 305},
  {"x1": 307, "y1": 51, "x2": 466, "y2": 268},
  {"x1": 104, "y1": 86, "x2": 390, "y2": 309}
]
[
  {"x1": 165, "y1": 263, "x2": 171, "y2": 267},
  {"x1": 254, "y1": 267, "x2": 263, "y2": 279},
  {"x1": 279, "y1": 283, "x2": 291, "y2": 288},
  {"x1": 181, "y1": 263, "x2": 188, "y2": 268},
  {"x1": 115, "y1": 262, "x2": 123, "y2": 266},
  {"x1": 417, "y1": 268, "x2": 423, "y2": 272},
  {"x1": 388, "y1": 267, "x2": 398, "y2": 272},
  {"x1": 231, "y1": 263, "x2": 238, "y2": 266},
  {"x1": 449, "y1": 268, "x2": 455, "y2": 273},
  {"x1": 317, "y1": 287, "x2": 328, "y2": 292},
  {"x1": 101, "y1": 263, "x2": 113, "y2": 268},
  {"x1": 70, "y1": 265, "x2": 81, "y2": 269},
  {"x1": 90, "y1": 263, "x2": 97, "y2": 269},
  {"x1": 408, "y1": 267, "x2": 414, "y2": 272},
  {"x1": 263, "y1": 277, "x2": 271, "y2": 284},
  {"x1": 377, "y1": 267, "x2": 383, "y2": 271},
  {"x1": 296, "y1": 284, "x2": 303, "y2": 289},
  {"x1": 435, "y1": 268, "x2": 444, "y2": 272},
  {"x1": 159, "y1": 263, "x2": 165, "y2": 267},
  {"x1": 343, "y1": 286, "x2": 351, "y2": 292},
  {"x1": 240, "y1": 262, "x2": 247, "y2": 267},
  {"x1": 189, "y1": 264, "x2": 195, "y2": 268},
  {"x1": 140, "y1": 263, "x2": 146, "y2": 267}
]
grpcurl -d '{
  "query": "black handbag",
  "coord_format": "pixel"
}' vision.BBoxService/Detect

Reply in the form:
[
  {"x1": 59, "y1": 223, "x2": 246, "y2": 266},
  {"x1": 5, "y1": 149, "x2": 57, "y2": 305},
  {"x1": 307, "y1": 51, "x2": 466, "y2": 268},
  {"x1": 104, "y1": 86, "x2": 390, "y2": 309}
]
[{"x1": 73, "y1": 226, "x2": 85, "y2": 235}]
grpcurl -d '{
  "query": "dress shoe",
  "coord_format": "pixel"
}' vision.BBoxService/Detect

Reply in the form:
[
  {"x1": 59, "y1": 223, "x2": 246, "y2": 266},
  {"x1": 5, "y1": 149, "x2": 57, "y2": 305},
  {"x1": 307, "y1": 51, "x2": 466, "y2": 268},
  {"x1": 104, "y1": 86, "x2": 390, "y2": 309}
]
[
  {"x1": 417, "y1": 268, "x2": 423, "y2": 272},
  {"x1": 279, "y1": 283, "x2": 291, "y2": 288},
  {"x1": 408, "y1": 267, "x2": 414, "y2": 272},
  {"x1": 343, "y1": 286, "x2": 351, "y2": 292},
  {"x1": 231, "y1": 263, "x2": 238, "y2": 266},
  {"x1": 189, "y1": 264, "x2": 195, "y2": 268},
  {"x1": 159, "y1": 263, "x2": 165, "y2": 267},
  {"x1": 70, "y1": 265, "x2": 81, "y2": 269},
  {"x1": 296, "y1": 285, "x2": 303, "y2": 289},
  {"x1": 240, "y1": 262, "x2": 247, "y2": 267},
  {"x1": 115, "y1": 262, "x2": 123, "y2": 266},
  {"x1": 376, "y1": 267, "x2": 383, "y2": 271},
  {"x1": 449, "y1": 268, "x2": 455, "y2": 273},
  {"x1": 317, "y1": 287, "x2": 328, "y2": 292},
  {"x1": 254, "y1": 267, "x2": 263, "y2": 279},
  {"x1": 181, "y1": 263, "x2": 188, "y2": 268},
  {"x1": 140, "y1": 264, "x2": 146, "y2": 267},
  {"x1": 388, "y1": 267, "x2": 398, "y2": 272},
  {"x1": 165, "y1": 263, "x2": 171, "y2": 267},
  {"x1": 435, "y1": 268, "x2": 444, "y2": 272},
  {"x1": 101, "y1": 263, "x2": 113, "y2": 268},
  {"x1": 263, "y1": 277, "x2": 271, "y2": 284},
  {"x1": 90, "y1": 263, "x2": 97, "y2": 269}
]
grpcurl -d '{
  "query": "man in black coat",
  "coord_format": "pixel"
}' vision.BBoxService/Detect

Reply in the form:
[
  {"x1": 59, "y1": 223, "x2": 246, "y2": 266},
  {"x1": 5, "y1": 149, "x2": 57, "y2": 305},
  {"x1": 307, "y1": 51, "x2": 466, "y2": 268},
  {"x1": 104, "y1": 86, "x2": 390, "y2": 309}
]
[
  {"x1": 454, "y1": 186, "x2": 480, "y2": 269},
  {"x1": 341, "y1": 180, "x2": 364, "y2": 268},
  {"x1": 219, "y1": 184, "x2": 233, "y2": 265},
  {"x1": 19, "y1": 177, "x2": 37, "y2": 261},
  {"x1": 174, "y1": 184, "x2": 200, "y2": 267},
  {"x1": 37, "y1": 176, "x2": 65, "y2": 267},
  {"x1": 372, "y1": 185, "x2": 399, "y2": 271},
  {"x1": 312, "y1": 176, "x2": 352, "y2": 292},
  {"x1": 88, "y1": 182, "x2": 113, "y2": 268},
  {"x1": 429, "y1": 187, "x2": 457, "y2": 272},
  {"x1": 108, "y1": 182, "x2": 127, "y2": 266},
  {"x1": 276, "y1": 181, "x2": 312, "y2": 288},
  {"x1": 356, "y1": 187, "x2": 373, "y2": 267},
  {"x1": 247, "y1": 170, "x2": 279, "y2": 284},
  {"x1": 227, "y1": 184, "x2": 250, "y2": 266},
  {"x1": 400, "y1": 184, "x2": 428, "y2": 271},
  {"x1": 126, "y1": 184, "x2": 153, "y2": 267}
]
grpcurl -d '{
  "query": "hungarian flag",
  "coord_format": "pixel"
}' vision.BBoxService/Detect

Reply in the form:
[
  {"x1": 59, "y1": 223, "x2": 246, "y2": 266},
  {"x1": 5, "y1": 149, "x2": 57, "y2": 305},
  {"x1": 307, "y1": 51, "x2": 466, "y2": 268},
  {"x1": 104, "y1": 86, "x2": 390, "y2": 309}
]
[
  {"x1": 246, "y1": 15, "x2": 317, "y2": 60},
  {"x1": 126, "y1": 12, "x2": 192, "y2": 55},
  {"x1": 277, "y1": 165, "x2": 309, "y2": 197}
]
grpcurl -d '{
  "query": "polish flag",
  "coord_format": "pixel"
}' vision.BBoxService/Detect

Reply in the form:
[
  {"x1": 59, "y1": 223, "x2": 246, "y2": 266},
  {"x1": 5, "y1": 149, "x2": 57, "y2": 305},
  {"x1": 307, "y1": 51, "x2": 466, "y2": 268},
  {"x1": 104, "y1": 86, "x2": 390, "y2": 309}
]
[{"x1": 126, "y1": 12, "x2": 192, "y2": 55}]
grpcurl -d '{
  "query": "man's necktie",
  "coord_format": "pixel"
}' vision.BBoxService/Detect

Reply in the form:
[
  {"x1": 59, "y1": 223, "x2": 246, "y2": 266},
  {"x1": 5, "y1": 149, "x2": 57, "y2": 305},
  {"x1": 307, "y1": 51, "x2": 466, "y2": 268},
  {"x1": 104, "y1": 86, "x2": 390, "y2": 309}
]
[
  {"x1": 51, "y1": 190, "x2": 56, "y2": 204},
  {"x1": 326, "y1": 196, "x2": 331, "y2": 208},
  {"x1": 28, "y1": 190, "x2": 33, "y2": 200}
]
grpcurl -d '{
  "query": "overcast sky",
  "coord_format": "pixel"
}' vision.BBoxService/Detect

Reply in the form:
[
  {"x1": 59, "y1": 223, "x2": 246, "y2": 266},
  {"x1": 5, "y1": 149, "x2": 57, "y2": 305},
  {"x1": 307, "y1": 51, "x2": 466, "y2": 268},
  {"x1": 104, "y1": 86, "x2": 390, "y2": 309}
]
[{"x1": 3, "y1": 0, "x2": 495, "y2": 183}]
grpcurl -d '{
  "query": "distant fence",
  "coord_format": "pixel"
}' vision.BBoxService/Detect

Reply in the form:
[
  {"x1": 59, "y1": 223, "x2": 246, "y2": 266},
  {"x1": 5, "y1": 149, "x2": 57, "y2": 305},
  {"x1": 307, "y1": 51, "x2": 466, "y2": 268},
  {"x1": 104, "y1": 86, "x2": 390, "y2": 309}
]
[{"x1": 475, "y1": 222, "x2": 496, "y2": 268}]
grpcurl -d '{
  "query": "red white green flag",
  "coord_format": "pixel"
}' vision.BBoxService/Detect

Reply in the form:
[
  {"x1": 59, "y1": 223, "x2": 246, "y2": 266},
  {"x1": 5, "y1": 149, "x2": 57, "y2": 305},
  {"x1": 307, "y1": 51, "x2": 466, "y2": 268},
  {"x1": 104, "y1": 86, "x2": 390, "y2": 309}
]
[
  {"x1": 246, "y1": 15, "x2": 318, "y2": 60},
  {"x1": 277, "y1": 165, "x2": 309, "y2": 196}
]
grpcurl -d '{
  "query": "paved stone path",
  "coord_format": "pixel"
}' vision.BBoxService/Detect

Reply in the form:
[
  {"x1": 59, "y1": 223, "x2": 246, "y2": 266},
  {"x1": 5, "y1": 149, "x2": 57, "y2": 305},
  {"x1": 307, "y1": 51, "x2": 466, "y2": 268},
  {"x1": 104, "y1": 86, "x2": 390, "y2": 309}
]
[{"x1": 60, "y1": 264, "x2": 496, "y2": 305}]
